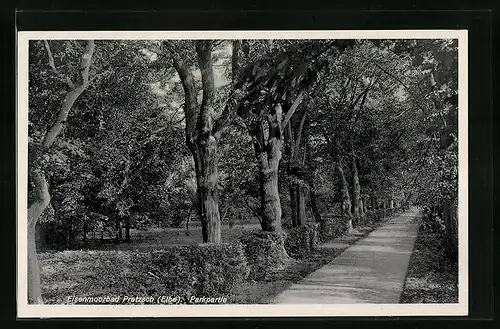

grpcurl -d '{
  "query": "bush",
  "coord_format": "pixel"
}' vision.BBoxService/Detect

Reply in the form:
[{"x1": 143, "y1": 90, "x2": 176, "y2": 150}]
[
  {"x1": 240, "y1": 231, "x2": 289, "y2": 281},
  {"x1": 284, "y1": 223, "x2": 320, "y2": 258},
  {"x1": 149, "y1": 243, "x2": 250, "y2": 299},
  {"x1": 365, "y1": 209, "x2": 385, "y2": 224},
  {"x1": 320, "y1": 215, "x2": 349, "y2": 242},
  {"x1": 39, "y1": 242, "x2": 250, "y2": 304}
]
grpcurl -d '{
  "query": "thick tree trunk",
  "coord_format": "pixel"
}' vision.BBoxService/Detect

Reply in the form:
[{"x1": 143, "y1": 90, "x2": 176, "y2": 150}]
[
  {"x1": 176, "y1": 41, "x2": 222, "y2": 244},
  {"x1": 297, "y1": 184, "x2": 306, "y2": 226},
  {"x1": 258, "y1": 133, "x2": 284, "y2": 233},
  {"x1": 190, "y1": 137, "x2": 221, "y2": 243},
  {"x1": 191, "y1": 154, "x2": 208, "y2": 241},
  {"x1": 27, "y1": 171, "x2": 50, "y2": 304},
  {"x1": 358, "y1": 197, "x2": 365, "y2": 226},
  {"x1": 337, "y1": 162, "x2": 354, "y2": 232},
  {"x1": 372, "y1": 194, "x2": 378, "y2": 209},
  {"x1": 289, "y1": 184, "x2": 298, "y2": 227},
  {"x1": 351, "y1": 151, "x2": 363, "y2": 223},
  {"x1": 443, "y1": 200, "x2": 458, "y2": 259},
  {"x1": 362, "y1": 196, "x2": 368, "y2": 213},
  {"x1": 260, "y1": 158, "x2": 283, "y2": 231},
  {"x1": 201, "y1": 136, "x2": 221, "y2": 243},
  {"x1": 289, "y1": 181, "x2": 305, "y2": 227},
  {"x1": 309, "y1": 185, "x2": 323, "y2": 229},
  {"x1": 28, "y1": 225, "x2": 43, "y2": 304}
]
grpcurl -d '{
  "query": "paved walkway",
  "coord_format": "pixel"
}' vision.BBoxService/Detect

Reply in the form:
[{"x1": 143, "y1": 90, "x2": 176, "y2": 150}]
[{"x1": 273, "y1": 209, "x2": 422, "y2": 304}]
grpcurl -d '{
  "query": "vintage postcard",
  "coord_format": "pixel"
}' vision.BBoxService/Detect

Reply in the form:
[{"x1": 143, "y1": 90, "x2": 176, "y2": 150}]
[{"x1": 17, "y1": 30, "x2": 468, "y2": 318}]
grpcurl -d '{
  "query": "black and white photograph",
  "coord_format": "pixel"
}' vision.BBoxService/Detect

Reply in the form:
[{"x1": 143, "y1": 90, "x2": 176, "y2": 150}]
[{"x1": 17, "y1": 30, "x2": 468, "y2": 317}]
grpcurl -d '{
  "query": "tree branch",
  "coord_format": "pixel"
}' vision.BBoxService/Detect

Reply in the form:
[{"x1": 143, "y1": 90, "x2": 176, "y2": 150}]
[
  {"x1": 293, "y1": 107, "x2": 308, "y2": 161},
  {"x1": 367, "y1": 59, "x2": 429, "y2": 115},
  {"x1": 28, "y1": 170, "x2": 51, "y2": 227},
  {"x1": 243, "y1": 197, "x2": 263, "y2": 224},
  {"x1": 280, "y1": 90, "x2": 305, "y2": 130},
  {"x1": 164, "y1": 41, "x2": 198, "y2": 139},
  {"x1": 80, "y1": 40, "x2": 95, "y2": 88},
  {"x1": 43, "y1": 40, "x2": 75, "y2": 89},
  {"x1": 195, "y1": 40, "x2": 216, "y2": 134},
  {"x1": 42, "y1": 40, "x2": 95, "y2": 149}
]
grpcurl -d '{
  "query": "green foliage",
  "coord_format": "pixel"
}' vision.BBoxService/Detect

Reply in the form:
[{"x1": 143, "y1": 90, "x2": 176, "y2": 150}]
[
  {"x1": 29, "y1": 38, "x2": 458, "y2": 253},
  {"x1": 39, "y1": 243, "x2": 249, "y2": 304},
  {"x1": 148, "y1": 243, "x2": 250, "y2": 298},
  {"x1": 284, "y1": 223, "x2": 320, "y2": 258},
  {"x1": 240, "y1": 231, "x2": 289, "y2": 281},
  {"x1": 320, "y1": 216, "x2": 349, "y2": 242}
]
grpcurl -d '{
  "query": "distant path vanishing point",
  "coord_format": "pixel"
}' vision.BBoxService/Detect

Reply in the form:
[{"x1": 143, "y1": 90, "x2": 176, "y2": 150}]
[{"x1": 273, "y1": 209, "x2": 422, "y2": 304}]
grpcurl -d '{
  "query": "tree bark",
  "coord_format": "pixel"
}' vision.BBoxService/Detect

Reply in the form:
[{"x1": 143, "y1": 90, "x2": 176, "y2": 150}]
[
  {"x1": 297, "y1": 184, "x2": 306, "y2": 226},
  {"x1": 443, "y1": 200, "x2": 458, "y2": 258},
  {"x1": 339, "y1": 167, "x2": 354, "y2": 231},
  {"x1": 26, "y1": 40, "x2": 95, "y2": 304},
  {"x1": 309, "y1": 185, "x2": 323, "y2": 227},
  {"x1": 42, "y1": 41, "x2": 95, "y2": 148},
  {"x1": 337, "y1": 162, "x2": 353, "y2": 232},
  {"x1": 259, "y1": 136, "x2": 284, "y2": 233},
  {"x1": 27, "y1": 171, "x2": 50, "y2": 304},
  {"x1": 334, "y1": 138, "x2": 353, "y2": 231},
  {"x1": 285, "y1": 106, "x2": 308, "y2": 228},
  {"x1": 232, "y1": 40, "x2": 241, "y2": 87},
  {"x1": 351, "y1": 146, "x2": 364, "y2": 223},
  {"x1": 196, "y1": 137, "x2": 221, "y2": 243},
  {"x1": 289, "y1": 184, "x2": 298, "y2": 227},
  {"x1": 251, "y1": 110, "x2": 284, "y2": 233},
  {"x1": 168, "y1": 40, "x2": 222, "y2": 244}
]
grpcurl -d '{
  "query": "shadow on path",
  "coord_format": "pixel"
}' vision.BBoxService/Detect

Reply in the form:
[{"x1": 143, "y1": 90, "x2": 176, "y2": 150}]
[{"x1": 272, "y1": 210, "x2": 422, "y2": 304}]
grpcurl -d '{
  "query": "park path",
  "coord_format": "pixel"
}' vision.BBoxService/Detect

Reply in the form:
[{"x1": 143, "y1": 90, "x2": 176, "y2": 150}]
[{"x1": 273, "y1": 209, "x2": 422, "y2": 304}]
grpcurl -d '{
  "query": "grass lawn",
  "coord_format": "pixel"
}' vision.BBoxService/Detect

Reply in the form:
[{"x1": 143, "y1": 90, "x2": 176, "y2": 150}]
[{"x1": 399, "y1": 224, "x2": 458, "y2": 303}]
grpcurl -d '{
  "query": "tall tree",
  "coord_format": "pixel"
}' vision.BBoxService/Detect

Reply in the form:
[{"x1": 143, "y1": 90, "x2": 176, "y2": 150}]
[
  {"x1": 233, "y1": 40, "x2": 351, "y2": 232},
  {"x1": 159, "y1": 40, "x2": 247, "y2": 243},
  {"x1": 28, "y1": 40, "x2": 95, "y2": 304}
]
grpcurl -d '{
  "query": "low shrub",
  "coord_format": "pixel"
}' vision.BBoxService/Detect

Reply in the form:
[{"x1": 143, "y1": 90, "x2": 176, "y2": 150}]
[
  {"x1": 365, "y1": 209, "x2": 385, "y2": 224},
  {"x1": 284, "y1": 222, "x2": 320, "y2": 258},
  {"x1": 149, "y1": 242, "x2": 250, "y2": 299},
  {"x1": 39, "y1": 242, "x2": 249, "y2": 304},
  {"x1": 320, "y1": 216, "x2": 349, "y2": 242},
  {"x1": 240, "y1": 231, "x2": 289, "y2": 281}
]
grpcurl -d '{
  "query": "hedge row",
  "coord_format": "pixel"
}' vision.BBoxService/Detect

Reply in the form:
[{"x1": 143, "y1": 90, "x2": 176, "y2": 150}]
[
  {"x1": 40, "y1": 243, "x2": 250, "y2": 304},
  {"x1": 284, "y1": 223, "x2": 320, "y2": 258},
  {"x1": 240, "y1": 231, "x2": 290, "y2": 280},
  {"x1": 148, "y1": 243, "x2": 250, "y2": 297},
  {"x1": 42, "y1": 208, "x2": 408, "y2": 303},
  {"x1": 320, "y1": 215, "x2": 349, "y2": 242}
]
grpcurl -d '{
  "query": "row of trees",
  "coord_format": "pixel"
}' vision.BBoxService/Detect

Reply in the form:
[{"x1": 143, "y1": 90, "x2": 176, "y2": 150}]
[{"x1": 27, "y1": 38, "x2": 458, "y2": 303}]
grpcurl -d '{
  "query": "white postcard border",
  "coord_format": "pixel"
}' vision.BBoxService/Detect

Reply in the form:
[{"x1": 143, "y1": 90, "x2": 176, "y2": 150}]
[{"x1": 16, "y1": 29, "x2": 469, "y2": 318}]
